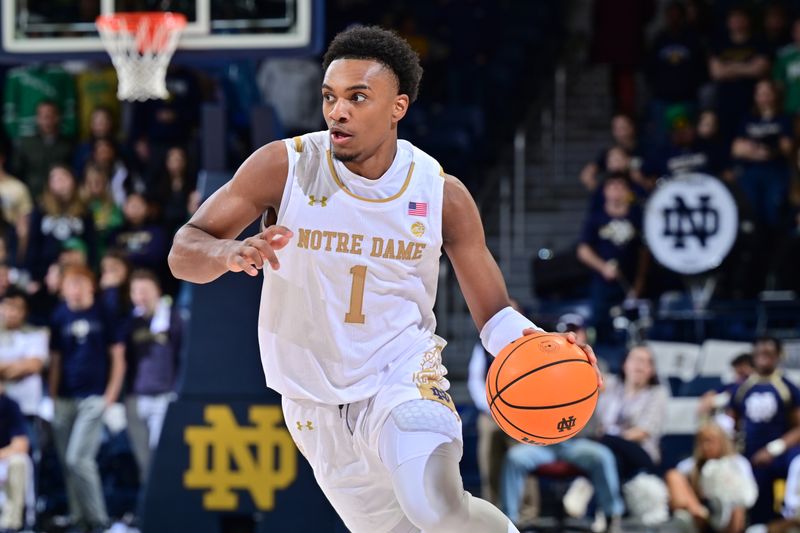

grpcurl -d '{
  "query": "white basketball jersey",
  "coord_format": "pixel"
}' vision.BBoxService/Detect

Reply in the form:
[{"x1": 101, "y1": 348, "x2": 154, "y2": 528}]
[{"x1": 257, "y1": 130, "x2": 446, "y2": 404}]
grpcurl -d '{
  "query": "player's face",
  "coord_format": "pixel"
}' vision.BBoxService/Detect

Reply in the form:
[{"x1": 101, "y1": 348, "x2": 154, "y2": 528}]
[
  {"x1": 754, "y1": 341, "x2": 780, "y2": 374},
  {"x1": 322, "y1": 59, "x2": 409, "y2": 163}
]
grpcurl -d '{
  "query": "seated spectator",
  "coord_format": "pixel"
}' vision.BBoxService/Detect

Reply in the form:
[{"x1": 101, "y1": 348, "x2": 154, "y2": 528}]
[
  {"x1": 593, "y1": 345, "x2": 668, "y2": 480},
  {"x1": 0, "y1": 144, "x2": 32, "y2": 264},
  {"x1": 0, "y1": 288, "x2": 48, "y2": 428},
  {"x1": 11, "y1": 100, "x2": 73, "y2": 199},
  {"x1": 0, "y1": 383, "x2": 30, "y2": 532},
  {"x1": 577, "y1": 173, "x2": 648, "y2": 342},
  {"x1": 156, "y1": 146, "x2": 196, "y2": 236},
  {"x1": 728, "y1": 337, "x2": 800, "y2": 525},
  {"x1": 109, "y1": 193, "x2": 168, "y2": 279},
  {"x1": 666, "y1": 422, "x2": 757, "y2": 533},
  {"x1": 698, "y1": 353, "x2": 754, "y2": 420},
  {"x1": 49, "y1": 265, "x2": 125, "y2": 532},
  {"x1": 125, "y1": 270, "x2": 182, "y2": 486},
  {"x1": 26, "y1": 165, "x2": 96, "y2": 281},
  {"x1": 502, "y1": 438, "x2": 624, "y2": 532},
  {"x1": 772, "y1": 18, "x2": 800, "y2": 116},
  {"x1": 709, "y1": 6, "x2": 770, "y2": 143},
  {"x1": 579, "y1": 113, "x2": 644, "y2": 192},
  {"x1": 73, "y1": 106, "x2": 116, "y2": 178},
  {"x1": 81, "y1": 163, "x2": 124, "y2": 259}
]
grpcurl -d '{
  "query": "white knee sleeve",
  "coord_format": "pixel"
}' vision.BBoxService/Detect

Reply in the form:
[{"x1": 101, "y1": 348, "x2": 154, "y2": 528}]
[{"x1": 379, "y1": 400, "x2": 462, "y2": 473}]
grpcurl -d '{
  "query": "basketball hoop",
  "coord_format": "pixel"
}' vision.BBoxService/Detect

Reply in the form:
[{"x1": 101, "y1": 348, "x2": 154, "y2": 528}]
[{"x1": 96, "y1": 12, "x2": 187, "y2": 101}]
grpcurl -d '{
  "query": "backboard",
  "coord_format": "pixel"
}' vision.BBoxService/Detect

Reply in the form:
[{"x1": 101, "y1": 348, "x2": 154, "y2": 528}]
[{"x1": 0, "y1": 0, "x2": 323, "y2": 62}]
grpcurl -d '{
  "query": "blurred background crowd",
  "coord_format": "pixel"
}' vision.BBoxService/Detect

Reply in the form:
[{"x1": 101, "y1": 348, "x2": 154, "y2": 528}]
[{"x1": 1, "y1": 0, "x2": 800, "y2": 532}]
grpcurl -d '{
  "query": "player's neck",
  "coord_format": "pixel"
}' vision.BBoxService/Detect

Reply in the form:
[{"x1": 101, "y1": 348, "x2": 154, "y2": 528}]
[{"x1": 342, "y1": 138, "x2": 398, "y2": 180}]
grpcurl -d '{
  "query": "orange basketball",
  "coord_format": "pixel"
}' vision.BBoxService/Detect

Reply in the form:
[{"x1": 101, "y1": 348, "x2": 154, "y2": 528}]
[{"x1": 485, "y1": 333, "x2": 598, "y2": 445}]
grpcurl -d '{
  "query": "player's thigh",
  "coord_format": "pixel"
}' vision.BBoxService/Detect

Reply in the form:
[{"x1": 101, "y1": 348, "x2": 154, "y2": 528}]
[{"x1": 283, "y1": 397, "x2": 409, "y2": 532}]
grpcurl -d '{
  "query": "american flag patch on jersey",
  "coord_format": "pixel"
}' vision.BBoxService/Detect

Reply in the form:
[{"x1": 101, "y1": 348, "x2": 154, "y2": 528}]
[{"x1": 408, "y1": 201, "x2": 428, "y2": 216}]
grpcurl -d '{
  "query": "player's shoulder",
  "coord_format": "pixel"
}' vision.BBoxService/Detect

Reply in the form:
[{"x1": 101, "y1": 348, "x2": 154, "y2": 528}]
[{"x1": 288, "y1": 130, "x2": 329, "y2": 155}]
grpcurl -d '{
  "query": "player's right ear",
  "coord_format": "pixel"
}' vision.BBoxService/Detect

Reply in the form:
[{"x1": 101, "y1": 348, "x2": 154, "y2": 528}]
[{"x1": 391, "y1": 94, "x2": 409, "y2": 124}]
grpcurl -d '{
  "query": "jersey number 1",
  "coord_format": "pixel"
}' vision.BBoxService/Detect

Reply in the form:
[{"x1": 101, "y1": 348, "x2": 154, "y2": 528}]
[{"x1": 345, "y1": 265, "x2": 367, "y2": 324}]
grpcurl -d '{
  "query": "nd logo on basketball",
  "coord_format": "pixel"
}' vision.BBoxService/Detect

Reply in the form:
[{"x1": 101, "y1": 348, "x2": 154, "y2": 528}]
[
  {"x1": 184, "y1": 405, "x2": 297, "y2": 510},
  {"x1": 557, "y1": 416, "x2": 576, "y2": 432}
]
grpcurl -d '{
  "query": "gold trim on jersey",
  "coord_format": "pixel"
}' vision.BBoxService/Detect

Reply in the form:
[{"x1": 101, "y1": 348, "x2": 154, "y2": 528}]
[
  {"x1": 439, "y1": 166, "x2": 445, "y2": 178},
  {"x1": 293, "y1": 136, "x2": 304, "y2": 153},
  {"x1": 326, "y1": 150, "x2": 414, "y2": 203}
]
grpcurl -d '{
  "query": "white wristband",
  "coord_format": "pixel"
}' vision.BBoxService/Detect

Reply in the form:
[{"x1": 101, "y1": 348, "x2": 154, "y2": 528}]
[
  {"x1": 767, "y1": 438, "x2": 787, "y2": 457},
  {"x1": 479, "y1": 306, "x2": 542, "y2": 357}
]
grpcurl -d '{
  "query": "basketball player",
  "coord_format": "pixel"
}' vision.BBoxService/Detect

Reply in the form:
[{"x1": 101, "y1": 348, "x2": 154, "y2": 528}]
[{"x1": 169, "y1": 26, "x2": 601, "y2": 533}]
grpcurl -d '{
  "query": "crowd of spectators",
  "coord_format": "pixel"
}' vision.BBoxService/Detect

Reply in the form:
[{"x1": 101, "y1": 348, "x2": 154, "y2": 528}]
[
  {"x1": 0, "y1": 58, "x2": 203, "y2": 530},
  {"x1": 576, "y1": 1, "x2": 800, "y2": 346}
]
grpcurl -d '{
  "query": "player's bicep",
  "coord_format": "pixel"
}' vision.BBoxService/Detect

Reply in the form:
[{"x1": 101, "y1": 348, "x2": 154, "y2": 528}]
[
  {"x1": 185, "y1": 140, "x2": 289, "y2": 240},
  {"x1": 442, "y1": 175, "x2": 511, "y2": 329}
]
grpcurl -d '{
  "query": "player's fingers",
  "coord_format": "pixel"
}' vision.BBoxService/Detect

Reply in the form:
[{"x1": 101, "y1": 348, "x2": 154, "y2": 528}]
[
  {"x1": 563, "y1": 332, "x2": 577, "y2": 344},
  {"x1": 262, "y1": 225, "x2": 294, "y2": 247},
  {"x1": 521, "y1": 327, "x2": 539, "y2": 336},
  {"x1": 231, "y1": 256, "x2": 258, "y2": 276},
  {"x1": 241, "y1": 247, "x2": 264, "y2": 269},
  {"x1": 257, "y1": 245, "x2": 281, "y2": 270}
]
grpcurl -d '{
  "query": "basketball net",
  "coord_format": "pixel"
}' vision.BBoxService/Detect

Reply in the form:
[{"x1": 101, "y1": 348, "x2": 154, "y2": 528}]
[{"x1": 96, "y1": 12, "x2": 187, "y2": 101}]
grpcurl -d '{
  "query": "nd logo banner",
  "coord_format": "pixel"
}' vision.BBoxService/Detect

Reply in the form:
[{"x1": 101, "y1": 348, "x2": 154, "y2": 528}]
[
  {"x1": 141, "y1": 399, "x2": 342, "y2": 533},
  {"x1": 184, "y1": 405, "x2": 297, "y2": 510}
]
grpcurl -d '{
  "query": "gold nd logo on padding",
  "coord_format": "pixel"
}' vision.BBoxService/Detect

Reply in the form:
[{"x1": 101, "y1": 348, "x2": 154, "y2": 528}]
[{"x1": 184, "y1": 405, "x2": 297, "y2": 510}]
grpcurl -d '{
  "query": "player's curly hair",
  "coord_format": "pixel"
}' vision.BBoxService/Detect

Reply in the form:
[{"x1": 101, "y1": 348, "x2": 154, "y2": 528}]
[{"x1": 322, "y1": 25, "x2": 423, "y2": 103}]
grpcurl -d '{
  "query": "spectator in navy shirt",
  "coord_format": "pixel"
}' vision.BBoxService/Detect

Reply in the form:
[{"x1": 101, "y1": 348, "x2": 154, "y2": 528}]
[
  {"x1": 579, "y1": 114, "x2": 644, "y2": 192},
  {"x1": 577, "y1": 172, "x2": 648, "y2": 342},
  {"x1": 732, "y1": 79, "x2": 793, "y2": 230},
  {"x1": 729, "y1": 337, "x2": 800, "y2": 525},
  {"x1": 125, "y1": 269, "x2": 182, "y2": 485},
  {"x1": 644, "y1": 105, "x2": 721, "y2": 180},
  {"x1": 26, "y1": 165, "x2": 96, "y2": 281},
  {"x1": 709, "y1": 6, "x2": 770, "y2": 143},
  {"x1": 644, "y1": 1, "x2": 707, "y2": 145},
  {"x1": 110, "y1": 192, "x2": 168, "y2": 280},
  {"x1": 49, "y1": 264, "x2": 125, "y2": 532},
  {"x1": 0, "y1": 385, "x2": 30, "y2": 531}
]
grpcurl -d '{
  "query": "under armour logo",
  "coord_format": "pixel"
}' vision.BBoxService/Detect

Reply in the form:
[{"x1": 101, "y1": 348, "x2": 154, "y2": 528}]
[
  {"x1": 662, "y1": 195, "x2": 718, "y2": 249},
  {"x1": 296, "y1": 420, "x2": 314, "y2": 431},
  {"x1": 557, "y1": 416, "x2": 576, "y2": 432},
  {"x1": 308, "y1": 195, "x2": 327, "y2": 207}
]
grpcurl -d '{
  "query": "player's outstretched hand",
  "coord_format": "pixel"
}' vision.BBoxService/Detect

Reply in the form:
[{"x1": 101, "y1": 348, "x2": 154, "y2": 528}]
[
  {"x1": 226, "y1": 225, "x2": 293, "y2": 276},
  {"x1": 522, "y1": 327, "x2": 604, "y2": 388}
]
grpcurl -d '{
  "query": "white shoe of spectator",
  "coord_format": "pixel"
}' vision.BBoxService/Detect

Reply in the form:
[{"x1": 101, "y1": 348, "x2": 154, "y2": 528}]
[
  {"x1": 590, "y1": 510, "x2": 606, "y2": 533},
  {"x1": 563, "y1": 476, "x2": 594, "y2": 518}
]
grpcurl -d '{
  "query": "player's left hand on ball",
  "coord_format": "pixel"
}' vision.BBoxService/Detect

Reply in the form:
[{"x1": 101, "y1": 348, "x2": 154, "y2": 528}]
[{"x1": 523, "y1": 328, "x2": 604, "y2": 389}]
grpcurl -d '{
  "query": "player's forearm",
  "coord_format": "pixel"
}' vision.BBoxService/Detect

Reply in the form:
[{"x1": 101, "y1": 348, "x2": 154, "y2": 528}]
[{"x1": 169, "y1": 224, "x2": 237, "y2": 283}]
